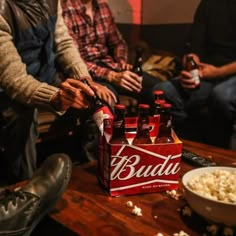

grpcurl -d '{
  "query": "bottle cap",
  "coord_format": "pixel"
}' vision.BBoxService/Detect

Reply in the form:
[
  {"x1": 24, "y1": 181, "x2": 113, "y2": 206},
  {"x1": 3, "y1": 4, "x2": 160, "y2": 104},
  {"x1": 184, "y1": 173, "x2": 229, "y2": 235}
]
[
  {"x1": 154, "y1": 90, "x2": 164, "y2": 95},
  {"x1": 155, "y1": 99, "x2": 165, "y2": 105},
  {"x1": 162, "y1": 103, "x2": 172, "y2": 108},
  {"x1": 114, "y1": 104, "x2": 126, "y2": 110},
  {"x1": 138, "y1": 104, "x2": 150, "y2": 109}
]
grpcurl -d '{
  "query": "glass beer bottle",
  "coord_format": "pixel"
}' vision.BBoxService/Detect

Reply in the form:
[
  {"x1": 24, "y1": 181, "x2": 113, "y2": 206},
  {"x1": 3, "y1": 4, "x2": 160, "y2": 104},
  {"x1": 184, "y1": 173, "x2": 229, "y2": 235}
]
[
  {"x1": 132, "y1": 47, "x2": 143, "y2": 82},
  {"x1": 132, "y1": 104, "x2": 152, "y2": 145},
  {"x1": 154, "y1": 103, "x2": 174, "y2": 144},
  {"x1": 153, "y1": 99, "x2": 166, "y2": 117},
  {"x1": 185, "y1": 55, "x2": 200, "y2": 90},
  {"x1": 81, "y1": 78, "x2": 114, "y2": 134},
  {"x1": 110, "y1": 104, "x2": 128, "y2": 144},
  {"x1": 153, "y1": 90, "x2": 165, "y2": 101}
]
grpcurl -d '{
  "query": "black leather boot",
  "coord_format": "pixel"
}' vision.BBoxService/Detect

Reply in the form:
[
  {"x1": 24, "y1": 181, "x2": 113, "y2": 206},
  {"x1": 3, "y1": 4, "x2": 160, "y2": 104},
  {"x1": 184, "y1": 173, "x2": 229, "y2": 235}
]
[{"x1": 0, "y1": 153, "x2": 72, "y2": 236}]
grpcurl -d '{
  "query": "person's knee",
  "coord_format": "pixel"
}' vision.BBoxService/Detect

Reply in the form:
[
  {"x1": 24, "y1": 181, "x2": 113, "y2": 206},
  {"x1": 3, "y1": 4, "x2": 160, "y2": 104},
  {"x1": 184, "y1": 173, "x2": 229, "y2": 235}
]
[{"x1": 209, "y1": 87, "x2": 233, "y2": 120}]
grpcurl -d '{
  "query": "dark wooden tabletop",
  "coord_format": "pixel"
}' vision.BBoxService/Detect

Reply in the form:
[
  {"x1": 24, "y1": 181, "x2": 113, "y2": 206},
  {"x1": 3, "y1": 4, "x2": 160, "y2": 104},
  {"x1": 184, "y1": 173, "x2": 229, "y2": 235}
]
[{"x1": 50, "y1": 140, "x2": 236, "y2": 236}]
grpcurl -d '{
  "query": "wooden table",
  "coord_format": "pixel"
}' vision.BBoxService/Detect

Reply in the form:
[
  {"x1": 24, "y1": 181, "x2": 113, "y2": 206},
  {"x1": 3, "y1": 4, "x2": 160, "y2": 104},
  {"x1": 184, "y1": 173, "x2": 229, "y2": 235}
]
[{"x1": 50, "y1": 140, "x2": 236, "y2": 236}]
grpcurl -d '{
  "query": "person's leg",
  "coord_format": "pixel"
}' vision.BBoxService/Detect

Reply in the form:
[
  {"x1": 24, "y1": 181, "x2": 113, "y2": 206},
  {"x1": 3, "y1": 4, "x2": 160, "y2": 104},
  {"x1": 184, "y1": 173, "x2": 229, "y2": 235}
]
[
  {"x1": 207, "y1": 76, "x2": 236, "y2": 148},
  {"x1": 152, "y1": 78, "x2": 214, "y2": 140},
  {"x1": 0, "y1": 153, "x2": 72, "y2": 236},
  {"x1": 0, "y1": 93, "x2": 36, "y2": 184}
]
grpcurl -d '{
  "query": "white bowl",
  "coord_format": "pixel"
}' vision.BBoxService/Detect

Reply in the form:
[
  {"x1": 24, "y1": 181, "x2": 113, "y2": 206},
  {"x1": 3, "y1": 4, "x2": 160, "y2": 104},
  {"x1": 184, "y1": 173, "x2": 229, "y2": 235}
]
[{"x1": 182, "y1": 166, "x2": 236, "y2": 226}]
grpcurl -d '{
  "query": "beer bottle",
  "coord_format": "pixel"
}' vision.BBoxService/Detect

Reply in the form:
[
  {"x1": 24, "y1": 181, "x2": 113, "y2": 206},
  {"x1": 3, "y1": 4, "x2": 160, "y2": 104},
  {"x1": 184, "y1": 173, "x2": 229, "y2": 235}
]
[
  {"x1": 185, "y1": 55, "x2": 200, "y2": 90},
  {"x1": 153, "y1": 99, "x2": 166, "y2": 118},
  {"x1": 110, "y1": 104, "x2": 128, "y2": 144},
  {"x1": 81, "y1": 78, "x2": 114, "y2": 134},
  {"x1": 132, "y1": 47, "x2": 143, "y2": 82},
  {"x1": 154, "y1": 103, "x2": 174, "y2": 144},
  {"x1": 153, "y1": 90, "x2": 165, "y2": 101},
  {"x1": 132, "y1": 104, "x2": 152, "y2": 145}
]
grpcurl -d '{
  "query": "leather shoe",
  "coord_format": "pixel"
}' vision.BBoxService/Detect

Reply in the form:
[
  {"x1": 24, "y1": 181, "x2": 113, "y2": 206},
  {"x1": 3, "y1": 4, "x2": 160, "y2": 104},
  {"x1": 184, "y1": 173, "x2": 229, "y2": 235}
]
[{"x1": 0, "y1": 153, "x2": 72, "y2": 236}]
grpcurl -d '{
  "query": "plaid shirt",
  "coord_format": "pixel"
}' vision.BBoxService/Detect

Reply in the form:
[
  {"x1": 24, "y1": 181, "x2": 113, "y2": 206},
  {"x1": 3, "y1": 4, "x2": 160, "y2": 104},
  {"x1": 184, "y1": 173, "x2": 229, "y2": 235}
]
[{"x1": 62, "y1": 0, "x2": 128, "y2": 79}]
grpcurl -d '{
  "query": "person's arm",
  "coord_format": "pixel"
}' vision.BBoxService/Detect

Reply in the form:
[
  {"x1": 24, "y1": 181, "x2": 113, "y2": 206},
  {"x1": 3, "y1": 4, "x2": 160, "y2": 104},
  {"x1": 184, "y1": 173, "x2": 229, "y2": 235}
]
[
  {"x1": 0, "y1": 15, "x2": 59, "y2": 107},
  {"x1": 199, "y1": 61, "x2": 236, "y2": 79},
  {"x1": 54, "y1": 0, "x2": 92, "y2": 80}
]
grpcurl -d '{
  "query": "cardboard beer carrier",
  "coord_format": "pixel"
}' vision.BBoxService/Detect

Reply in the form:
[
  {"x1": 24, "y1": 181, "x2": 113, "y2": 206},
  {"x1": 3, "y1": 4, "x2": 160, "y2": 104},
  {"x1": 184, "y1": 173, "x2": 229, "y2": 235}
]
[{"x1": 98, "y1": 116, "x2": 183, "y2": 197}]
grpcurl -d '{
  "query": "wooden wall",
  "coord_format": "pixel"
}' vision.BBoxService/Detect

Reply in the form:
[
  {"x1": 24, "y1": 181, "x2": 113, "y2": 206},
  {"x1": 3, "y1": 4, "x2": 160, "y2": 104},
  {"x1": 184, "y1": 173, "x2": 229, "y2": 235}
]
[{"x1": 107, "y1": 0, "x2": 201, "y2": 56}]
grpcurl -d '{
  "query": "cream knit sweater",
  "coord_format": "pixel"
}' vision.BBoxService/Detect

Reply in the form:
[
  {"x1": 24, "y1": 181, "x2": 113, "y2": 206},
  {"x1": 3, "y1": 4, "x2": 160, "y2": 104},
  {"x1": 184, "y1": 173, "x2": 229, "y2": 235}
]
[{"x1": 0, "y1": 1, "x2": 91, "y2": 109}]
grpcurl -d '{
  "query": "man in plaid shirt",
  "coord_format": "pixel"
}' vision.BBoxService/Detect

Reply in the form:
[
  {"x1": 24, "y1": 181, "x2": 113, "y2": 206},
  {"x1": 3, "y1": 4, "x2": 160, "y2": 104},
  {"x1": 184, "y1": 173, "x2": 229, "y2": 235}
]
[{"x1": 62, "y1": 0, "x2": 161, "y2": 105}]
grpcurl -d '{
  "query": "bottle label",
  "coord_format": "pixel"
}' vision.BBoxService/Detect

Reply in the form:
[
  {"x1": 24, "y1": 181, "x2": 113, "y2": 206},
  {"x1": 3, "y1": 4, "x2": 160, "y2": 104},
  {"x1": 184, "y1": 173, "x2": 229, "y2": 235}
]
[
  {"x1": 114, "y1": 120, "x2": 123, "y2": 128},
  {"x1": 93, "y1": 106, "x2": 114, "y2": 135},
  {"x1": 190, "y1": 69, "x2": 200, "y2": 85},
  {"x1": 138, "y1": 75, "x2": 143, "y2": 84}
]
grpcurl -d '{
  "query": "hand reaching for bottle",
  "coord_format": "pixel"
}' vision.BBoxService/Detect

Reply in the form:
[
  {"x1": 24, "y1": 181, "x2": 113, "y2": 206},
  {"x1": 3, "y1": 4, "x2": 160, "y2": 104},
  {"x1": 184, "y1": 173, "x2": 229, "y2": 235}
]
[
  {"x1": 107, "y1": 70, "x2": 142, "y2": 93},
  {"x1": 50, "y1": 78, "x2": 95, "y2": 111},
  {"x1": 88, "y1": 80, "x2": 117, "y2": 107}
]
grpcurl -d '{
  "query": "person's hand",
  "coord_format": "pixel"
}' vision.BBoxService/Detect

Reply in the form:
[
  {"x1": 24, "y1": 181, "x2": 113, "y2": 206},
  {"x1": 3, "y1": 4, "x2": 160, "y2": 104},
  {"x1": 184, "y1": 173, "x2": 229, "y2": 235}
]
[
  {"x1": 182, "y1": 53, "x2": 200, "y2": 65},
  {"x1": 107, "y1": 70, "x2": 142, "y2": 93},
  {"x1": 179, "y1": 70, "x2": 199, "y2": 90},
  {"x1": 89, "y1": 81, "x2": 117, "y2": 107},
  {"x1": 50, "y1": 78, "x2": 94, "y2": 110},
  {"x1": 199, "y1": 62, "x2": 222, "y2": 79},
  {"x1": 120, "y1": 59, "x2": 133, "y2": 71}
]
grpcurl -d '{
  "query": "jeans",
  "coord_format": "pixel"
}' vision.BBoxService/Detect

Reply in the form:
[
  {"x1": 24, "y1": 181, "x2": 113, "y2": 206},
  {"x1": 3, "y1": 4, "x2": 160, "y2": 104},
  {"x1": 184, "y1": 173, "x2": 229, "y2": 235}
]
[
  {"x1": 152, "y1": 75, "x2": 236, "y2": 148},
  {"x1": 94, "y1": 71, "x2": 161, "y2": 106},
  {"x1": 0, "y1": 92, "x2": 37, "y2": 184}
]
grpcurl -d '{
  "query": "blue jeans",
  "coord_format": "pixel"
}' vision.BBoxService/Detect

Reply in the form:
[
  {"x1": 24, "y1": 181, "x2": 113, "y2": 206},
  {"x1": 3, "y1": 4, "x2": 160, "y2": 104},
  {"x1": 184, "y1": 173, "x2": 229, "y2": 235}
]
[{"x1": 152, "y1": 75, "x2": 236, "y2": 148}]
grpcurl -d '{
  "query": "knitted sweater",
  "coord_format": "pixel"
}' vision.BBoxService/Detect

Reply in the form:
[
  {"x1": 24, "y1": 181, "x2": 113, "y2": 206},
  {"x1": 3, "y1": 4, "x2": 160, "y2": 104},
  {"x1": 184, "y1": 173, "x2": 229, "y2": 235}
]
[{"x1": 0, "y1": 0, "x2": 91, "y2": 109}]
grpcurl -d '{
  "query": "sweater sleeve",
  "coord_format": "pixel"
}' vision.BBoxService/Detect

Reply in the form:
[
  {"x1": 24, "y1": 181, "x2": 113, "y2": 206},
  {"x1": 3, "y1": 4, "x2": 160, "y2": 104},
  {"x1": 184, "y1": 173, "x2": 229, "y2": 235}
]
[
  {"x1": 54, "y1": 1, "x2": 92, "y2": 80},
  {"x1": 0, "y1": 15, "x2": 59, "y2": 108}
]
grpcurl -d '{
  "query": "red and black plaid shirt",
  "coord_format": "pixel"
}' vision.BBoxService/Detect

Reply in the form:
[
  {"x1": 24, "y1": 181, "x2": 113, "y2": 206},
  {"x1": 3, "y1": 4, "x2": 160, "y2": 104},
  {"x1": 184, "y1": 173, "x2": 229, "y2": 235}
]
[{"x1": 62, "y1": 0, "x2": 128, "y2": 79}]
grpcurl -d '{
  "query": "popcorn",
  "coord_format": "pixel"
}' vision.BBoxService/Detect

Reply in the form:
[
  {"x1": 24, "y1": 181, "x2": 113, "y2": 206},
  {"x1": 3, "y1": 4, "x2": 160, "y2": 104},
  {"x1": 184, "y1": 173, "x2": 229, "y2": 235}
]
[
  {"x1": 132, "y1": 205, "x2": 142, "y2": 216},
  {"x1": 206, "y1": 224, "x2": 219, "y2": 235},
  {"x1": 126, "y1": 200, "x2": 133, "y2": 208},
  {"x1": 181, "y1": 205, "x2": 192, "y2": 216},
  {"x1": 223, "y1": 227, "x2": 234, "y2": 236},
  {"x1": 187, "y1": 170, "x2": 236, "y2": 203},
  {"x1": 173, "y1": 230, "x2": 189, "y2": 236},
  {"x1": 166, "y1": 190, "x2": 181, "y2": 200}
]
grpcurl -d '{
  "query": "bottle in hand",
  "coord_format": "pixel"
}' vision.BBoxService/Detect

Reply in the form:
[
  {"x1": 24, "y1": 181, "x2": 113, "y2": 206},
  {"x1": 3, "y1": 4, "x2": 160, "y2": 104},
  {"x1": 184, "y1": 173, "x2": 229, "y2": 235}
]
[
  {"x1": 185, "y1": 55, "x2": 200, "y2": 90},
  {"x1": 132, "y1": 47, "x2": 143, "y2": 83},
  {"x1": 132, "y1": 104, "x2": 152, "y2": 145},
  {"x1": 110, "y1": 104, "x2": 128, "y2": 144},
  {"x1": 81, "y1": 78, "x2": 114, "y2": 134},
  {"x1": 154, "y1": 103, "x2": 174, "y2": 144}
]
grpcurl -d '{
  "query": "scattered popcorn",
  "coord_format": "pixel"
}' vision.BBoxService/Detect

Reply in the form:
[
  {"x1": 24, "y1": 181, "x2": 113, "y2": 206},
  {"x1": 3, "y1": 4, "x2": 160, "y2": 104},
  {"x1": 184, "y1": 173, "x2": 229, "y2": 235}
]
[
  {"x1": 173, "y1": 230, "x2": 189, "y2": 236},
  {"x1": 153, "y1": 215, "x2": 158, "y2": 219},
  {"x1": 126, "y1": 200, "x2": 133, "y2": 208},
  {"x1": 206, "y1": 224, "x2": 219, "y2": 235},
  {"x1": 181, "y1": 205, "x2": 192, "y2": 216},
  {"x1": 155, "y1": 233, "x2": 164, "y2": 236},
  {"x1": 223, "y1": 227, "x2": 234, "y2": 236},
  {"x1": 166, "y1": 190, "x2": 181, "y2": 200},
  {"x1": 132, "y1": 205, "x2": 142, "y2": 216}
]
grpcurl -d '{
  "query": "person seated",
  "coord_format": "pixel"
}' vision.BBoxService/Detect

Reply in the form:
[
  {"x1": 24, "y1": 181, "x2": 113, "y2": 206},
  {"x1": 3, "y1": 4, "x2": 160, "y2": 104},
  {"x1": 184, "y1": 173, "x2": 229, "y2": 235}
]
[
  {"x1": 61, "y1": 0, "x2": 162, "y2": 106},
  {"x1": 0, "y1": 0, "x2": 115, "y2": 183},
  {"x1": 152, "y1": 0, "x2": 236, "y2": 149},
  {"x1": 0, "y1": 153, "x2": 72, "y2": 236}
]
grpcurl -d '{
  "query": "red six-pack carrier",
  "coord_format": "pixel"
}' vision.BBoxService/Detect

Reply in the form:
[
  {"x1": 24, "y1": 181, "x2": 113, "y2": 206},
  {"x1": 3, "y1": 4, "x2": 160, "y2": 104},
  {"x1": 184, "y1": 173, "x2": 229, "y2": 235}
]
[{"x1": 98, "y1": 116, "x2": 183, "y2": 197}]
